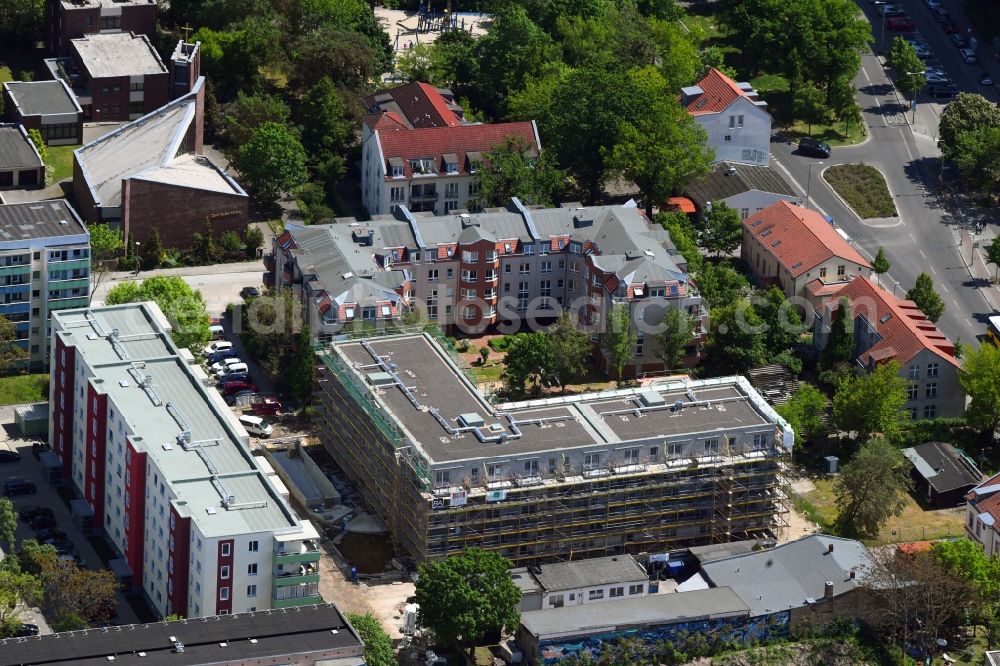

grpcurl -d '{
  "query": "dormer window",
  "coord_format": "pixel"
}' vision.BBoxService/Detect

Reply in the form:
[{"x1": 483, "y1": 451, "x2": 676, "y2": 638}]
[
  {"x1": 410, "y1": 158, "x2": 436, "y2": 175},
  {"x1": 388, "y1": 157, "x2": 405, "y2": 178},
  {"x1": 443, "y1": 153, "x2": 459, "y2": 174},
  {"x1": 447, "y1": 163, "x2": 458, "y2": 174}
]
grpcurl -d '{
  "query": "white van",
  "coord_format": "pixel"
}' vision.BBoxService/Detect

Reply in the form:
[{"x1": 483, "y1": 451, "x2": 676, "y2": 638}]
[
  {"x1": 239, "y1": 415, "x2": 273, "y2": 438},
  {"x1": 204, "y1": 340, "x2": 233, "y2": 356},
  {"x1": 216, "y1": 362, "x2": 248, "y2": 378},
  {"x1": 209, "y1": 325, "x2": 225, "y2": 340}
]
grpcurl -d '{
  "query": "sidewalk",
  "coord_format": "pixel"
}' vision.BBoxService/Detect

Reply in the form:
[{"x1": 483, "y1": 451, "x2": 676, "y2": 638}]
[{"x1": 102, "y1": 259, "x2": 264, "y2": 283}]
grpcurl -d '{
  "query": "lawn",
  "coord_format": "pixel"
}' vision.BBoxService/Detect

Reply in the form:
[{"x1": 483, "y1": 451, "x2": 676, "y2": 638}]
[
  {"x1": 751, "y1": 73, "x2": 866, "y2": 147},
  {"x1": 796, "y1": 477, "x2": 966, "y2": 544},
  {"x1": 0, "y1": 374, "x2": 48, "y2": 406},
  {"x1": 46, "y1": 144, "x2": 77, "y2": 183},
  {"x1": 824, "y1": 164, "x2": 898, "y2": 219}
]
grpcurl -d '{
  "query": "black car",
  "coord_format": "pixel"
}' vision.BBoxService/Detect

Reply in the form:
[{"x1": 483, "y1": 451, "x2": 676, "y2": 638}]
[
  {"x1": 3, "y1": 479, "x2": 36, "y2": 496},
  {"x1": 14, "y1": 624, "x2": 39, "y2": 637},
  {"x1": 18, "y1": 505, "x2": 53, "y2": 522},
  {"x1": 219, "y1": 372, "x2": 249, "y2": 385},
  {"x1": 35, "y1": 528, "x2": 67, "y2": 541},
  {"x1": 950, "y1": 33, "x2": 969, "y2": 48},
  {"x1": 798, "y1": 137, "x2": 832, "y2": 158},
  {"x1": 207, "y1": 349, "x2": 238, "y2": 364},
  {"x1": 0, "y1": 450, "x2": 20, "y2": 463},
  {"x1": 28, "y1": 514, "x2": 56, "y2": 530},
  {"x1": 931, "y1": 84, "x2": 960, "y2": 99},
  {"x1": 240, "y1": 287, "x2": 260, "y2": 301}
]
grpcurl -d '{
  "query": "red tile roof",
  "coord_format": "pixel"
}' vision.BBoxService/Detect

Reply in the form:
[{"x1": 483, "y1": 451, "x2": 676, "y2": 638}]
[
  {"x1": 744, "y1": 201, "x2": 871, "y2": 278},
  {"x1": 375, "y1": 122, "x2": 538, "y2": 179},
  {"x1": 664, "y1": 196, "x2": 696, "y2": 213},
  {"x1": 362, "y1": 82, "x2": 460, "y2": 129},
  {"x1": 684, "y1": 67, "x2": 754, "y2": 116},
  {"x1": 823, "y1": 277, "x2": 961, "y2": 369},
  {"x1": 804, "y1": 278, "x2": 845, "y2": 299}
]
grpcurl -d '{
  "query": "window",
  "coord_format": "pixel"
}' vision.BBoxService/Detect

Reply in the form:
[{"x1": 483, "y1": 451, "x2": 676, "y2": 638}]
[
  {"x1": 737, "y1": 114, "x2": 744, "y2": 128},
  {"x1": 909, "y1": 407, "x2": 918, "y2": 420},
  {"x1": 927, "y1": 363, "x2": 938, "y2": 377},
  {"x1": 549, "y1": 594, "x2": 564, "y2": 608},
  {"x1": 221, "y1": 543, "x2": 231, "y2": 557},
  {"x1": 667, "y1": 442, "x2": 683, "y2": 458},
  {"x1": 635, "y1": 332, "x2": 643, "y2": 356},
  {"x1": 926, "y1": 382, "x2": 937, "y2": 399},
  {"x1": 247, "y1": 584, "x2": 257, "y2": 598},
  {"x1": 540, "y1": 280, "x2": 551, "y2": 297},
  {"x1": 729, "y1": 115, "x2": 736, "y2": 128},
  {"x1": 909, "y1": 364, "x2": 919, "y2": 379},
  {"x1": 128, "y1": 101, "x2": 142, "y2": 115},
  {"x1": 445, "y1": 182, "x2": 459, "y2": 198},
  {"x1": 753, "y1": 434, "x2": 768, "y2": 450},
  {"x1": 219, "y1": 587, "x2": 230, "y2": 601},
  {"x1": 740, "y1": 208, "x2": 750, "y2": 220},
  {"x1": 541, "y1": 261, "x2": 551, "y2": 274},
  {"x1": 588, "y1": 589, "x2": 604, "y2": 600},
  {"x1": 434, "y1": 470, "x2": 451, "y2": 487},
  {"x1": 584, "y1": 453, "x2": 601, "y2": 470},
  {"x1": 486, "y1": 464, "x2": 503, "y2": 481},
  {"x1": 623, "y1": 448, "x2": 639, "y2": 465},
  {"x1": 248, "y1": 540, "x2": 259, "y2": 552},
  {"x1": 819, "y1": 267, "x2": 827, "y2": 279},
  {"x1": 523, "y1": 459, "x2": 538, "y2": 475},
  {"x1": 391, "y1": 164, "x2": 404, "y2": 178},
  {"x1": 220, "y1": 565, "x2": 230, "y2": 580},
  {"x1": 907, "y1": 383, "x2": 918, "y2": 400},
  {"x1": 446, "y1": 162, "x2": 458, "y2": 174},
  {"x1": 462, "y1": 251, "x2": 479, "y2": 263},
  {"x1": 427, "y1": 269, "x2": 438, "y2": 282},
  {"x1": 628, "y1": 584, "x2": 644, "y2": 595},
  {"x1": 704, "y1": 438, "x2": 720, "y2": 455},
  {"x1": 609, "y1": 586, "x2": 624, "y2": 598},
  {"x1": 837, "y1": 265, "x2": 846, "y2": 277},
  {"x1": 390, "y1": 186, "x2": 405, "y2": 202},
  {"x1": 247, "y1": 563, "x2": 258, "y2": 576},
  {"x1": 649, "y1": 446, "x2": 659, "y2": 459},
  {"x1": 924, "y1": 404, "x2": 936, "y2": 419},
  {"x1": 519, "y1": 263, "x2": 530, "y2": 275}
]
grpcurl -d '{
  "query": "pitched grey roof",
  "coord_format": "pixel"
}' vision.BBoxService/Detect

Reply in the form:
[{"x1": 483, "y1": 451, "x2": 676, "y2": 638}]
[
  {"x1": 685, "y1": 161, "x2": 796, "y2": 206},
  {"x1": 0, "y1": 124, "x2": 43, "y2": 170},
  {"x1": 520, "y1": 587, "x2": 749, "y2": 639},
  {"x1": 3, "y1": 80, "x2": 82, "y2": 117},
  {"x1": 700, "y1": 535, "x2": 874, "y2": 616},
  {"x1": 531, "y1": 555, "x2": 647, "y2": 592},
  {"x1": 902, "y1": 441, "x2": 982, "y2": 494}
]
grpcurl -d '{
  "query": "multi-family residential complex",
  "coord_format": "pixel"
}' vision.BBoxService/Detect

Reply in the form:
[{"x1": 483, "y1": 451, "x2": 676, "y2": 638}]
[
  {"x1": 812, "y1": 276, "x2": 965, "y2": 419},
  {"x1": 270, "y1": 201, "x2": 704, "y2": 376},
  {"x1": 46, "y1": 0, "x2": 158, "y2": 56},
  {"x1": 682, "y1": 67, "x2": 772, "y2": 167},
  {"x1": 315, "y1": 332, "x2": 793, "y2": 565},
  {"x1": 967, "y1": 473, "x2": 1000, "y2": 557},
  {"x1": 0, "y1": 199, "x2": 90, "y2": 371},
  {"x1": 49, "y1": 302, "x2": 322, "y2": 618},
  {"x1": 360, "y1": 81, "x2": 540, "y2": 216}
]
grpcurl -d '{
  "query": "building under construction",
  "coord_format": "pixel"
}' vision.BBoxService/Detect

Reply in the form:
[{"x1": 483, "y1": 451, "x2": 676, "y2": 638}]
[{"x1": 315, "y1": 333, "x2": 793, "y2": 565}]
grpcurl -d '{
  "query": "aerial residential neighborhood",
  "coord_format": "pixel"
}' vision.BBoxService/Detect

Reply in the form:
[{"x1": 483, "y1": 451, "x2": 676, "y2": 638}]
[{"x1": 0, "y1": 0, "x2": 999, "y2": 665}]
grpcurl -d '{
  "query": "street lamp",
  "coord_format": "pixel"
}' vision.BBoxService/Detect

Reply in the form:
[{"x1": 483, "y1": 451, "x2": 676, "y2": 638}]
[
  {"x1": 905, "y1": 72, "x2": 923, "y2": 124},
  {"x1": 134, "y1": 241, "x2": 141, "y2": 277},
  {"x1": 806, "y1": 162, "x2": 824, "y2": 210}
]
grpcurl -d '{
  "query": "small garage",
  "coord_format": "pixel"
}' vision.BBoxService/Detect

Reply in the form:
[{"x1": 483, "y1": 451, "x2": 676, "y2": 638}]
[{"x1": 14, "y1": 402, "x2": 48, "y2": 437}]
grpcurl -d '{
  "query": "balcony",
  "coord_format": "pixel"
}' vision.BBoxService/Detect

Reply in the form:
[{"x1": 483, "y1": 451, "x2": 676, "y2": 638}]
[
  {"x1": 274, "y1": 538, "x2": 320, "y2": 565},
  {"x1": 273, "y1": 562, "x2": 320, "y2": 587},
  {"x1": 48, "y1": 277, "x2": 90, "y2": 291},
  {"x1": 410, "y1": 191, "x2": 438, "y2": 202},
  {"x1": 0, "y1": 264, "x2": 30, "y2": 277},
  {"x1": 48, "y1": 258, "x2": 90, "y2": 271},
  {"x1": 484, "y1": 272, "x2": 498, "y2": 283},
  {"x1": 47, "y1": 296, "x2": 89, "y2": 310},
  {"x1": 484, "y1": 289, "x2": 497, "y2": 300},
  {"x1": 271, "y1": 593, "x2": 324, "y2": 609}
]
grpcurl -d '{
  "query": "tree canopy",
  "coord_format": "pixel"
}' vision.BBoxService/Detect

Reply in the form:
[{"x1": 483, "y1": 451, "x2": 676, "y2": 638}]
[
  {"x1": 105, "y1": 277, "x2": 211, "y2": 351},
  {"x1": 503, "y1": 333, "x2": 555, "y2": 395},
  {"x1": 234, "y1": 122, "x2": 309, "y2": 206},
  {"x1": 548, "y1": 312, "x2": 592, "y2": 387},
  {"x1": 834, "y1": 436, "x2": 912, "y2": 538},
  {"x1": 960, "y1": 344, "x2": 1000, "y2": 438},
  {"x1": 776, "y1": 383, "x2": 827, "y2": 447},
  {"x1": 887, "y1": 36, "x2": 926, "y2": 102},
  {"x1": 655, "y1": 307, "x2": 693, "y2": 372},
  {"x1": 602, "y1": 303, "x2": 636, "y2": 384},
  {"x1": 414, "y1": 548, "x2": 520, "y2": 648},
  {"x1": 708, "y1": 299, "x2": 767, "y2": 373},
  {"x1": 939, "y1": 93, "x2": 1000, "y2": 156},
  {"x1": 906, "y1": 272, "x2": 945, "y2": 323},
  {"x1": 474, "y1": 137, "x2": 565, "y2": 209},
  {"x1": 832, "y1": 360, "x2": 908, "y2": 441},
  {"x1": 698, "y1": 202, "x2": 742, "y2": 257},
  {"x1": 346, "y1": 613, "x2": 394, "y2": 666},
  {"x1": 0, "y1": 315, "x2": 28, "y2": 374}
]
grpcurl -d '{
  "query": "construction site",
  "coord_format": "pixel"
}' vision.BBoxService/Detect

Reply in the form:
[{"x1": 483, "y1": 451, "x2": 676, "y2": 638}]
[{"x1": 314, "y1": 332, "x2": 794, "y2": 566}]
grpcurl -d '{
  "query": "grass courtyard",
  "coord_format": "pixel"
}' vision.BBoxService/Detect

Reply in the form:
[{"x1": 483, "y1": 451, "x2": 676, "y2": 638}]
[{"x1": 0, "y1": 374, "x2": 48, "y2": 406}]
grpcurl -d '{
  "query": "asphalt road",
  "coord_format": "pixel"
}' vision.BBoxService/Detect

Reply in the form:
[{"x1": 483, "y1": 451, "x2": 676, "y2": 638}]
[{"x1": 769, "y1": 0, "x2": 1000, "y2": 348}]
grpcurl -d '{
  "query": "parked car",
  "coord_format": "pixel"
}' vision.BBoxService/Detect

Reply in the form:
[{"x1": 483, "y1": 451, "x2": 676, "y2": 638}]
[
  {"x1": 29, "y1": 514, "x2": 56, "y2": 530},
  {"x1": 931, "y1": 84, "x2": 960, "y2": 98},
  {"x1": 3, "y1": 479, "x2": 36, "y2": 496},
  {"x1": 960, "y1": 48, "x2": 978, "y2": 64},
  {"x1": 210, "y1": 357, "x2": 244, "y2": 374},
  {"x1": 239, "y1": 286, "x2": 260, "y2": 301},
  {"x1": 207, "y1": 348, "x2": 238, "y2": 364},
  {"x1": 238, "y1": 415, "x2": 273, "y2": 438},
  {"x1": 249, "y1": 396, "x2": 282, "y2": 416},
  {"x1": 0, "y1": 450, "x2": 20, "y2": 463},
  {"x1": 798, "y1": 137, "x2": 832, "y2": 158},
  {"x1": 933, "y1": 7, "x2": 951, "y2": 21},
  {"x1": 951, "y1": 33, "x2": 969, "y2": 48},
  {"x1": 35, "y1": 528, "x2": 67, "y2": 541},
  {"x1": 887, "y1": 17, "x2": 915, "y2": 32},
  {"x1": 220, "y1": 380, "x2": 256, "y2": 396},
  {"x1": 980, "y1": 72, "x2": 994, "y2": 85},
  {"x1": 40, "y1": 534, "x2": 73, "y2": 548},
  {"x1": 924, "y1": 68, "x2": 949, "y2": 84},
  {"x1": 216, "y1": 362, "x2": 249, "y2": 379},
  {"x1": 219, "y1": 371, "x2": 249, "y2": 384},
  {"x1": 14, "y1": 624, "x2": 39, "y2": 637},
  {"x1": 225, "y1": 390, "x2": 255, "y2": 406},
  {"x1": 924, "y1": 0, "x2": 940, "y2": 7},
  {"x1": 209, "y1": 324, "x2": 225, "y2": 340},
  {"x1": 203, "y1": 340, "x2": 233, "y2": 356},
  {"x1": 18, "y1": 505, "x2": 52, "y2": 522},
  {"x1": 880, "y1": 5, "x2": 905, "y2": 16}
]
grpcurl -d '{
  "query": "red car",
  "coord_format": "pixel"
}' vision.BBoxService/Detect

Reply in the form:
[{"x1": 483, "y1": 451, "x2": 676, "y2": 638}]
[
  {"x1": 221, "y1": 380, "x2": 256, "y2": 397},
  {"x1": 886, "y1": 17, "x2": 914, "y2": 31},
  {"x1": 250, "y1": 396, "x2": 281, "y2": 416}
]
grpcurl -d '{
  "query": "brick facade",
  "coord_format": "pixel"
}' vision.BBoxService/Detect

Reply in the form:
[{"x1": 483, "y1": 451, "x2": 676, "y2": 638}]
[
  {"x1": 88, "y1": 72, "x2": 169, "y2": 122},
  {"x1": 122, "y1": 178, "x2": 248, "y2": 248},
  {"x1": 47, "y1": 0, "x2": 157, "y2": 55}
]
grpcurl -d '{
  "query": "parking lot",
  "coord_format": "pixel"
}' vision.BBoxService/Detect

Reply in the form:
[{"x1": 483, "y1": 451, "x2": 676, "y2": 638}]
[{"x1": 0, "y1": 406, "x2": 141, "y2": 633}]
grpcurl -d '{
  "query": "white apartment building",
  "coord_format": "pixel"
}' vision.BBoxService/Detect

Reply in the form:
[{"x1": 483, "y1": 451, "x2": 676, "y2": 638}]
[
  {"x1": 49, "y1": 302, "x2": 321, "y2": 618},
  {"x1": 682, "y1": 68, "x2": 772, "y2": 167}
]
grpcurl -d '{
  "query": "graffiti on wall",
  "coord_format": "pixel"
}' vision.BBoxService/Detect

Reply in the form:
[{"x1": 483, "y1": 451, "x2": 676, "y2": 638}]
[{"x1": 536, "y1": 611, "x2": 791, "y2": 664}]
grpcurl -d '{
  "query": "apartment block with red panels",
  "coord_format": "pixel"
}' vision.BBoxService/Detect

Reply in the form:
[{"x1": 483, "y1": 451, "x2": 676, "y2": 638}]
[
  {"x1": 49, "y1": 302, "x2": 321, "y2": 619},
  {"x1": 269, "y1": 200, "x2": 707, "y2": 378}
]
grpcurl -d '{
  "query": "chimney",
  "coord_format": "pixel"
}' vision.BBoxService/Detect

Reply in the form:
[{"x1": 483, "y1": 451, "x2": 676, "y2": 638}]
[
  {"x1": 827, "y1": 543, "x2": 834, "y2": 554},
  {"x1": 824, "y1": 581, "x2": 834, "y2": 601},
  {"x1": 849, "y1": 570, "x2": 856, "y2": 580}
]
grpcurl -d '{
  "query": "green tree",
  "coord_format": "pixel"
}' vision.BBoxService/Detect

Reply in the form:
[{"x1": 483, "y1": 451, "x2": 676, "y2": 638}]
[
  {"x1": 289, "y1": 0, "x2": 391, "y2": 76},
  {"x1": 602, "y1": 303, "x2": 637, "y2": 385},
  {"x1": 289, "y1": 326, "x2": 315, "y2": 406},
  {"x1": 88, "y1": 223, "x2": 124, "y2": 303},
  {"x1": 832, "y1": 360, "x2": 908, "y2": 441},
  {"x1": 887, "y1": 36, "x2": 926, "y2": 105},
  {"x1": 0, "y1": 315, "x2": 28, "y2": 374},
  {"x1": 217, "y1": 231, "x2": 245, "y2": 261},
  {"x1": 776, "y1": 383, "x2": 828, "y2": 447},
  {"x1": 43, "y1": 561, "x2": 117, "y2": 626},
  {"x1": 872, "y1": 247, "x2": 890, "y2": 286},
  {"x1": 0, "y1": 570, "x2": 42, "y2": 634},
  {"x1": 26, "y1": 128, "x2": 46, "y2": 185},
  {"x1": 708, "y1": 299, "x2": 767, "y2": 373},
  {"x1": 290, "y1": 28, "x2": 375, "y2": 93},
  {"x1": 655, "y1": 211, "x2": 702, "y2": 273},
  {"x1": 794, "y1": 83, "x2": 828, "y2": 134},
  {"x1": 244, "y1": 226, "x2": 264, "y2": 259},
  {"x1": 0, "y1": 0, "x2": 43, "y2": 46},
  {"x1": 189, "y1": 223, "x2": 218, "y2": 265},
  {"x1": 752, "y1": 286, "x2": 804, "y2": 357},
  {"x1": 221, "y1": 92, "x2": 291, "y2": 148},
  {"x1": 17, "y1": 539, "x2": 56, "y2": 578},
  {"x1": 502, "y1": 333, "x2": 554, "y2": 395},
  {"x1": 140, "y1": 228, "x2": 163, "y2": 270},
  {"x1": 474, "y1": 137, "x2": 565, "y2": 209},
  {"x1": 655, "y1": 307, "x2": 692, "y2": 372},
  {"x1": 414, "y1": 548, "x2": 520, "y2": 651},
  {"x1": 346, "y1": 613, "x2": 394, "y2": 666},
  {"x1": 952, "y1": 126, "x2": 1000, "y2": 195},
  {"x1": 478, "y1": 346, "x2": 490, "y2": 365},
  {"x1": 933, "y1": 538, "x2": 1000, "y2": 602},
  {"x1": 548, "y1": 311, "x2": 592, "y2": 387},
  {"x1": 960, "y1": 344, "x2": 1000, "y2": 439},
  {"x1": 695, "y1": 262, "x2": 749, "y2": 307},
  {"x1": 906, "y1": 272, "x2": 945, "y2": 323},
  {"x1": 823, "y1": 296, "x2": 855, "y2": 367},
  {"x1": 938, "y1": 93, "x2": 1000, "y2": 156},
  {"x1": 609, "y1": 67, "x2": 713, "y2": 218},
  {"x1": 987, "y1": 238, "x2": 1000, "y2": 283},
  {"x1": 105, "y1": 276, "x2": 211, "y2": 351},
  {"x1": 0, "y1": 498, "x2": 15, "y2": 546},
  {"x1": 297, "y1": 77, "x2": 353, "y2": 158},
  {"x1": 834, "y1": 436, "x2": 912, "y2": 538},
  {"x1": 235, "y1": 122, "x2": 308, "y2": 206},
  {"x1": 829, "y1": 74, "x2": 861, "y2": 134},
  {"x1": 698, "y1": 201, "x2": 742, "y2": 257}
]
